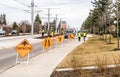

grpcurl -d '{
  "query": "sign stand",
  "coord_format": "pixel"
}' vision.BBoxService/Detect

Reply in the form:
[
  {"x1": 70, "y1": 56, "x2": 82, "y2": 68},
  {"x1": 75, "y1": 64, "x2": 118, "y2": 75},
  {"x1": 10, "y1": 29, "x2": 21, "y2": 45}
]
[
  {"x1": 15, "y1": 39, "x2": 33, "y2": 65},
  {"x1": 30, "y1": 51, "x2": 34, "y2": 58},
  {"x1": 49, "y1": 46, "x2": 51, "y2": 50},
  {"x1": 62, "y1": 41, "x2": 63, "y2": 46},
  {"x1": 16, "y1": 53, "x2": 30, "y2": 65},
  {"x1": 59, "y1": 43, "x2": 62, "y2": 48},
  {"x1": 42, "y1": 46, "x2": 45, "y2": 52},
  {"x1": 16, "y1": 53, "x2": 19, "y2": 65},
  {"x1": 27, "y1": 52, "x2": 30, "y2": 65},
  {"x1": 55, "y1": 41, "x2": 58, "y2": 47}
]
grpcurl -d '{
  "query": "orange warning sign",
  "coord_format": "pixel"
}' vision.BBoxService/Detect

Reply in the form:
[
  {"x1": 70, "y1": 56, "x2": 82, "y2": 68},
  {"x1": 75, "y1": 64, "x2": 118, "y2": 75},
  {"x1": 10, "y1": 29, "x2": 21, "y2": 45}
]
[
  {"x1": 42, "y1": 37, "x2": 54, "y2": 49},
  {"x1": 56, "y1": 35, "x2": 64, "y2": 44},
  {"x1": 68, "y1": 34, "x2": 74, "y2": 40},
  {"x1": 15, "y1": 39, "x2": 33, "y2": 58}
]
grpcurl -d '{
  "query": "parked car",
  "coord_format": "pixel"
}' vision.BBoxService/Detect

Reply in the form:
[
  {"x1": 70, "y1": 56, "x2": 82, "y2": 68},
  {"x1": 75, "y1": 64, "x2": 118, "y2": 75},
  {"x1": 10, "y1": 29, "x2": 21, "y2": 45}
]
[
  {"x1": 0, "y1": 30, "x2": 6, "y2": 36},
  {"x1": 11, "y1": 30, "x2": 19, "y2": 35}
]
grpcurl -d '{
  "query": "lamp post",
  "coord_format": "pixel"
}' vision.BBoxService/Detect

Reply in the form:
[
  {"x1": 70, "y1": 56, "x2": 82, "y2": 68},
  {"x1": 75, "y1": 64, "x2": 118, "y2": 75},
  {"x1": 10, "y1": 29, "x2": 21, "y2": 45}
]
[
  {"x1": 114, "y1": 0, "x2": 120, "y2": 50},
  {"x1": 114, "y1": 20, "x2": 120, "y2": 50},
  {"x1": 31, "y1": 0, "x2": 34, "y2": 37}
]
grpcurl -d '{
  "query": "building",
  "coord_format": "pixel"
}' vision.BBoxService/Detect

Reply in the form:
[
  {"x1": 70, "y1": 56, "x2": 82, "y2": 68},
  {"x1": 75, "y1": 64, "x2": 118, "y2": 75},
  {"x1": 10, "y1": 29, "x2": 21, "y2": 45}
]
[
  {"x1": 60, "y1": 21, "x2": 67, "y2": 31},
  {"x1": 44, "y1": 20, "x2": 56, "y2": 32},
  {"x1": 49, "y1": 22, "x2": 56, "y2": 31},
  {"x1": 57, "y1": 21, "x2": 67, "y2": 33}
]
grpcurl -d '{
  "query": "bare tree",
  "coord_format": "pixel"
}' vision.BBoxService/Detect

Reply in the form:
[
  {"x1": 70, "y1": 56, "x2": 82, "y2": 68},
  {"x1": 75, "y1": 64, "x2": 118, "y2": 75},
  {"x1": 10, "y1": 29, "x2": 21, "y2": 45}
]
[
  {"x1": 3, "y1": 25, "x2": 12, "y2": 35},
  {"x1": 19, "y1": 20, "x2": 31, "y2": 34},
  {"x1": 34, "y1": 21, "x2": 41, "y2": 33}
]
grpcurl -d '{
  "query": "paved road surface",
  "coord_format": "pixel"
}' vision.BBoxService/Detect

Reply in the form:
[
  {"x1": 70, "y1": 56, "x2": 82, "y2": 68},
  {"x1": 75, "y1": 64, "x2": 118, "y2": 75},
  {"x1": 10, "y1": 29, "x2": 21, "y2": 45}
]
[
  {"x1": 0, "y1": 34, "x2": 44, "y2": 49},
  {"x1": 0, "y1": 35, "x2": 92, "y2": 77},
  {"x1": 0, "y1": 43, "x2": 43, "y2": 72},
  {"x1": 0, "y1": 36, "x2": 69, "y2": 73}
]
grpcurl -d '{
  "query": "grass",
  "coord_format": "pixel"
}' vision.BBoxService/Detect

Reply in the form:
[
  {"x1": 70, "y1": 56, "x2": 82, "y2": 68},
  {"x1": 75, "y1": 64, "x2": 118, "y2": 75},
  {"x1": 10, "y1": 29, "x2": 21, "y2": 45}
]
[
  {"x1": 51, "y1": 35, "x2": 120, "y2": 77},
  {"x1": 57, "y1": 35, "x2": 120, "y2": 68}
]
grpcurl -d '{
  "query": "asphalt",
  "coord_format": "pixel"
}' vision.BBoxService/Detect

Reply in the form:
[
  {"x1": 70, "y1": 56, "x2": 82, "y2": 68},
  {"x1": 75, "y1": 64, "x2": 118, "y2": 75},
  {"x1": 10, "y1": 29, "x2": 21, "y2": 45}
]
[{"x1": 0, "y1": 35, "x2": 90, "y2": 77}]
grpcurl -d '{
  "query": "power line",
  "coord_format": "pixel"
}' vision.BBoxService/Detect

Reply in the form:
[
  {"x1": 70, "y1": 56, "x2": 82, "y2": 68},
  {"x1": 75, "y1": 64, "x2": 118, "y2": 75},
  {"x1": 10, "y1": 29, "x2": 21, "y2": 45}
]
[
  {"x1": 0, "y1": 3, "x2": 42, "y2": 14},
  {"x1": 13, "y1": 0, "x2": 31, "y2": 8},
  {"x1": 41, "y1": 8, "x2": 60, "y2": 32},
  {"x1": 13, "y1": 1, "x2": 43, "y2": 15},
  {"x1": 0, "y1": 3, "x2": 29, "y2": 13}
]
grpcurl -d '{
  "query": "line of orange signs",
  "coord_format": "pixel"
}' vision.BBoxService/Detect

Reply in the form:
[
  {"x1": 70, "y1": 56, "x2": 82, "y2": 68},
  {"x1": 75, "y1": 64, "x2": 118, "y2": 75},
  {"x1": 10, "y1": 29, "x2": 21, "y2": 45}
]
[{"x1": 15, "y1": 34, "x2": 75, "y2": 58}]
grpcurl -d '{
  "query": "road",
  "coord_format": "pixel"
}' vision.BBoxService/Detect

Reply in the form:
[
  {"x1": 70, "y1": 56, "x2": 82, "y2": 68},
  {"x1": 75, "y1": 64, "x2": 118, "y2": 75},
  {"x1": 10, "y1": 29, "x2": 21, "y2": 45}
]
[
  {"x1": 0, "y1": 42, "x2": 43, "y2": 72},
  {"x1": 0, "y1": 34, "x2": 50, "y2": 49},
  {"x1": 0, "y1": 35, "x2": 68, "y2": 73},
  {"x1": 0, "y1": 34, "x2": 43, "y2": 72}
]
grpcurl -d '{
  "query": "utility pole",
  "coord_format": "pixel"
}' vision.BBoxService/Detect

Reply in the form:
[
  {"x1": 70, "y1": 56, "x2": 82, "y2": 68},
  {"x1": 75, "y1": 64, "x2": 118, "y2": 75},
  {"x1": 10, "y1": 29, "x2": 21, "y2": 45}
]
[
  {"x1": 55, "y1": 14, "x2": 63, "y2": 33},
  {"x1": 46, "y1": 8, "x2": 60, "y2": 35},
  {"x1": 55, "y1": 14, "x2": 58, "y2": 33},
  {"x1": 31, "y1": 0, "x2": 34, "y2": 36},
  {"x1": 59, "y1": 18, "x2": 62, "y2": 33},
  {"x1": 48, "y1": 8, "x2": 50, "y2": 35}
]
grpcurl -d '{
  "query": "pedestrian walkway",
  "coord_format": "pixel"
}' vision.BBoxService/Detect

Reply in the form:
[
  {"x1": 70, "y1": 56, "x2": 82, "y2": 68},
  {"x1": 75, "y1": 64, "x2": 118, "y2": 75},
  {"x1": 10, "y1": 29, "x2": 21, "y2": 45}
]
[{"x1": 0, "y1": 35, "x2": 91, "y2": 77}]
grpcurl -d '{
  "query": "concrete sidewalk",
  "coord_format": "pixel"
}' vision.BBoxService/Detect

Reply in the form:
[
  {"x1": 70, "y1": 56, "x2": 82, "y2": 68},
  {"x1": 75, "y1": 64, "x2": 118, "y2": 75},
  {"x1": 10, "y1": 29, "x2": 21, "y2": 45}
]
[{"x1": 0, "y1": 36, "x2": 89, "y2": 77}]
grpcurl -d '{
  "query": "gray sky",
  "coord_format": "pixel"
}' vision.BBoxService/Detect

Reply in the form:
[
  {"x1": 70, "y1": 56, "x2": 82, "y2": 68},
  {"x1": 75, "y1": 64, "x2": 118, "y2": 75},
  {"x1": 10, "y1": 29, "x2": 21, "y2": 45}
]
[{"x1": 0, "y1": 0, "x2": 93, "y2": 28}]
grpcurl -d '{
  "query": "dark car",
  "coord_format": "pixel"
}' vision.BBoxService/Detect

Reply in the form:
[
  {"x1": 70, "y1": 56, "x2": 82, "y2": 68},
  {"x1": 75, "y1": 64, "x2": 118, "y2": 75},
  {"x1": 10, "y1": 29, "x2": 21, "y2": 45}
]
[
  {"x1": 64, "y1": 30, "x2": 76, "y2": 38},
  {"x1": 11, "y1": 30, "x2": 19, "y2": 35}
]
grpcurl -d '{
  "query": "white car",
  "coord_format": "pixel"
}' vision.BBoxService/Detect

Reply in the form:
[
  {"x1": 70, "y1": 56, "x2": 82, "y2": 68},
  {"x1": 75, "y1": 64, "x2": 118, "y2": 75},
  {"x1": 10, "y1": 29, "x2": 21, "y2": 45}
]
[{"x1": 0, "y1": 30, "x2": 6, "y2": 36}]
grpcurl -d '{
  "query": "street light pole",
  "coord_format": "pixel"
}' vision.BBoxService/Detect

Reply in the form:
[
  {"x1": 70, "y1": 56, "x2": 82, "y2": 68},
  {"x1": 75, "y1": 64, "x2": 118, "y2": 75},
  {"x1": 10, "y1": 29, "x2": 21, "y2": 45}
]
[
  {"x1": 31, "y1": 0, "x2": 34, "y2": 37},
  {"x1": 115, "y1": 1, "x2": 120, "y2": 50},
  {"x1": 59, "y1": 18, "x2": 62, "y2": 34},
  {"x1": 48, "y1": 8, "x2": 50, "y2": 36},
  {"x1": 117, "y1": 4, "x2": 120, "y2": 50},
  {"x1": 55, "y1": 14, "x2": 58, "y2": 33},
  {"x1": 117, "y1": 0, "x2": 120, "y2": 50},
  {"x1": 117, "y1": 13, "x2": 119, "y2": 49}
]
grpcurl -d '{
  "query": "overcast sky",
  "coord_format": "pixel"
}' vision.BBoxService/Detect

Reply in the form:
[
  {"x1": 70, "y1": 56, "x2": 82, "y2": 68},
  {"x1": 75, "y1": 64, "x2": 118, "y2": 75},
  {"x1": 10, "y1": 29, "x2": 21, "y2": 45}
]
[{"x1": 0, "y1": 0, "x2": 93, "y2": 28}]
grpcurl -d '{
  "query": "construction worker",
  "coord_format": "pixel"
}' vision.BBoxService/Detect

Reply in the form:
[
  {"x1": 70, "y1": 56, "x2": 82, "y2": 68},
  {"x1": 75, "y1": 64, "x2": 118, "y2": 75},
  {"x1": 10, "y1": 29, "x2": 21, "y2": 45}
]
[
  {"x1": 61, "y1": 29, "x2": 64, "y2": 35},
  {"x1": 51, "y1": 30, "x2": 55, "y2": 37},
  {"x1": 41, "y1": 29, "x2": 45, "y2": 37},
  {"x1": 83, "y1": 32, "x2": 87, "y2": 41},
  {"x1": 78, "y1": 32, "x2": 81, "y2": 41},
  {"x1": 61, "y1": 30, "x2": 64, "y2": 35}
]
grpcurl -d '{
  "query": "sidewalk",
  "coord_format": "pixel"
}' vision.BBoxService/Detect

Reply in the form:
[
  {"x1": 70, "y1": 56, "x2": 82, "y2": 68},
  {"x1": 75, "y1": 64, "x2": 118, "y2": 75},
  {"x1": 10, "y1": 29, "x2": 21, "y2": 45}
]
[{"x1": 0, "y1": 36, "x2": 89, "y2": 77}]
